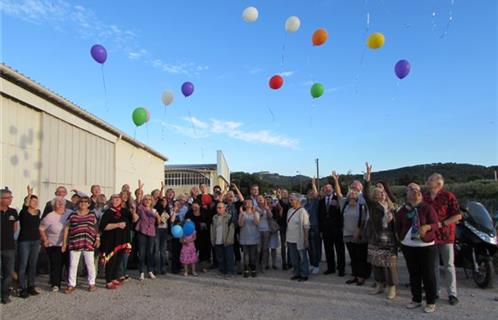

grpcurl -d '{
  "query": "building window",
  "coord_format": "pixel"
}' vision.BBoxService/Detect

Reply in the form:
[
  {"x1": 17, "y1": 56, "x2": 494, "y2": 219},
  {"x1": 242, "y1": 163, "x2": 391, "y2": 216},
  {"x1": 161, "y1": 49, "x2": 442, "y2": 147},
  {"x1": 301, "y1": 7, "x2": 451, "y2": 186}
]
[{"x1": 165, "y1": 171, "x2": 210, "y2": 187}]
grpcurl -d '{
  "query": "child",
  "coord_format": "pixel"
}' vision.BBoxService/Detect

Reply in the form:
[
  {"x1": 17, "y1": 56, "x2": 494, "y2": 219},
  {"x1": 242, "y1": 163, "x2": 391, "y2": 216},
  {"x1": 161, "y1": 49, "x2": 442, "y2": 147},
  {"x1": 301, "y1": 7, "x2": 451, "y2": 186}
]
[{"x1": 180, "y1": 222, "x2": 198, "y2": 277}]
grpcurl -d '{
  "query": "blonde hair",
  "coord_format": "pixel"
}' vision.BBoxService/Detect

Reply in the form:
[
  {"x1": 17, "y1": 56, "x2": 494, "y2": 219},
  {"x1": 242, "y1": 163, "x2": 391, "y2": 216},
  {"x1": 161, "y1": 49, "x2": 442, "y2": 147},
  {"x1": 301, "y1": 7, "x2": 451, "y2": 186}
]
[{"x1": 372, "y1": 187, "x2": 394, "y2": 211}]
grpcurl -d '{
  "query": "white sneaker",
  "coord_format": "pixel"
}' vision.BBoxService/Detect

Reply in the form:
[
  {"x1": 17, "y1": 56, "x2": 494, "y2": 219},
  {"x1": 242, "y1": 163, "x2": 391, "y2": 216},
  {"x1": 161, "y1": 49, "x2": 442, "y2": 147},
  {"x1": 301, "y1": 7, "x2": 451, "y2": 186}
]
[
  {"x1": 312, "y1": 267, "x2": 320, "y2": 274},
  {"x1": 148, "y1": 272, "x2": 156, "y2": 279},
  {"x1": 51, "y1": 286, "x2": 59, "y2": 292},
  {"x1": 424, "y1": 304, "x2": 436, "y2": 313},
  {"x1": 139, "y1": 273, "x2": 145, "y2": 281}
]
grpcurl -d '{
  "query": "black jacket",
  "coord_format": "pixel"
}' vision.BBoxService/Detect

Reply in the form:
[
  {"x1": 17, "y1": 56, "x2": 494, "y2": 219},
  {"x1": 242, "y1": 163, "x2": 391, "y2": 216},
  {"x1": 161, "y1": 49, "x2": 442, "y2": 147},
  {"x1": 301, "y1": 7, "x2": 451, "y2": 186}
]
[{"x1": 318, "y1": 193, "x2": 343, "y2": 235}]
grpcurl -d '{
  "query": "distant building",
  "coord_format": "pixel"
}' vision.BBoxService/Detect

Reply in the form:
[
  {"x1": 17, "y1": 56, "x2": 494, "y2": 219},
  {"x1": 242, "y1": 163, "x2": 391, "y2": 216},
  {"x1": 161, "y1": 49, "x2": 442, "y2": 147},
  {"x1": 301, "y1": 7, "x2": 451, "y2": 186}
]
[
  {"x1": 0, "y1": 64, "x2": 168, "y2": 206},
  {"x1": 164, "y1": 150, "x2": 230, "y2": 195}
]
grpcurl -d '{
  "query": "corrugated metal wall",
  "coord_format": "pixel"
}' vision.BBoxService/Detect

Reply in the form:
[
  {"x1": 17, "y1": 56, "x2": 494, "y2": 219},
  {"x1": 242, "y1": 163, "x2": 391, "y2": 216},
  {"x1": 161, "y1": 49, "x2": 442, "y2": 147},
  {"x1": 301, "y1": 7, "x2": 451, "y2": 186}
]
[
  {"x1": 39, "y1": 113, "x2": 115, "y2": 202},
  {"x1": 0, "y1": 97, "x2": 42, "y2": 207}
]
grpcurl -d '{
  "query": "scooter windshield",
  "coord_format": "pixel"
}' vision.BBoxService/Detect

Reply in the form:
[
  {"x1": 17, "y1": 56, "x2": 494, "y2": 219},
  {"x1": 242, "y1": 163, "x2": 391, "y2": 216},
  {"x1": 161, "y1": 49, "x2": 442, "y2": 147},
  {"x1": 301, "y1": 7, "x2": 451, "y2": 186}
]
[{"x1": 467, "y1": 202, "x2": 495, "y2": 234}]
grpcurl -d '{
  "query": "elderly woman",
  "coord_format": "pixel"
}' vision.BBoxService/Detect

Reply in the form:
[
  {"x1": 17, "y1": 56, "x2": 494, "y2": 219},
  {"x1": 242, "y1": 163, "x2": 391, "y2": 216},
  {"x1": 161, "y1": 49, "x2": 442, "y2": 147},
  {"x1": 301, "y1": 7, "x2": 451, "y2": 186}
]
[
  {"x1": 185, "y1": 200, "x2": 211, "y2": 272},
  {"x1": 255, "y1": 195, "x2": 271, "y2": 271},
  {"x1": 286, "y1": 193, "x2": 310, "y2": 282},
  {"x1": 62, "y1": 196, "x2": 99, "y2": 293},
  {"x1": 396, "y1": 183, "x2": 439, "y2": 313},
  {"x1": 331, "y1": 172, "x2": 369, "y2": 286},
  {"x1": 136, "y1": 194, "x2": 161, "y2": 280},
  {"x1": 100, "y1": 194, "x2": 132, "y2": 289},
  {"x1": 364, "y1": 162, "x2": 399, "y2": 299},
  {"x1": 210, "y1": 202, "x2": 235, "y2": 276},
  {"x1": 239, "y1": 199, "x2": 260, "y2": 278},
  {"x1": 39, "y1": 197, "x2": 70, "y2": 292}
]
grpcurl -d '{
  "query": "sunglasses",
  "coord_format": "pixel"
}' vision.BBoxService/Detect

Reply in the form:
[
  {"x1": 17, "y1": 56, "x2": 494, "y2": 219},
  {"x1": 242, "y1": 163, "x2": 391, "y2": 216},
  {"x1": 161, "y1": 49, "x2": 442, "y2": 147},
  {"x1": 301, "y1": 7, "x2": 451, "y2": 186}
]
[{"x1": 80, "y1": 200, "x2": 89, "y2": 203}]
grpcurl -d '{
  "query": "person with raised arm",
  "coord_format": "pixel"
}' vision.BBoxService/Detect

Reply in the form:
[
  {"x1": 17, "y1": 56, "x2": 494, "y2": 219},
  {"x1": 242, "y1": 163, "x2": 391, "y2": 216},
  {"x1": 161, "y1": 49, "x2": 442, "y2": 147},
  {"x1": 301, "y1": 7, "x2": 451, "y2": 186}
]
[
  {"x1": 305, "y1": 177, "x2": 321, "y2": 274},
  {"x1": 364, "y1": 162, "x2": 399, "y2": 300}
]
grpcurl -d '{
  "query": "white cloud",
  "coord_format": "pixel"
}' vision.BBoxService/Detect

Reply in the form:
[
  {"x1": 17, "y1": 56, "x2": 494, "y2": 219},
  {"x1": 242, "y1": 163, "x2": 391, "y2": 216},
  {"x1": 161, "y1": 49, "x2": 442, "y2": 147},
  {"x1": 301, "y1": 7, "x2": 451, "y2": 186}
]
[
  {"x1": 280, "y1": 71, "x2": 295, "y2": 77},
  {"x1": 160, "y1": 118, "x2": 298, "y2": 149},
  {"x1": 0, "y1": 0, "x2": 208, "y2": 76},
  {"x1": 249, "y1": 67, "x2": 263, "y2": 75}
]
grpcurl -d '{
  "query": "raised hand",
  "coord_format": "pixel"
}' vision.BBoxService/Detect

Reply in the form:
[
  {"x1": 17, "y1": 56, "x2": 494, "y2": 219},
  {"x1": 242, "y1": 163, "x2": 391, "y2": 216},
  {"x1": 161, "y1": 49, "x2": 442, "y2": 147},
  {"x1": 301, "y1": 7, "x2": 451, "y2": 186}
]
[
  {"x1": 138, "y1": 179, "x2": 144, "y2": 190},
  {"x1": 331, "y1": 171, "x2": 340, "y2": 181},
  {"x1": 27, "y1": 185, "x2": 33, "y2": 196},
  {"x1": 365, "y1": 162, "x2": 373, "y2": 181}
]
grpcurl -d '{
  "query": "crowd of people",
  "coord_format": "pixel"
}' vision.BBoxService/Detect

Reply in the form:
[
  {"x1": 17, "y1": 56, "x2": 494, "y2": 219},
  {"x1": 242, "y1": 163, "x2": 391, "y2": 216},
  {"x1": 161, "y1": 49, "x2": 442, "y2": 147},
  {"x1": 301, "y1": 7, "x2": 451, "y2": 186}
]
[{"x1": 0, "y1": 163, "x2": 463, "y2": 314}]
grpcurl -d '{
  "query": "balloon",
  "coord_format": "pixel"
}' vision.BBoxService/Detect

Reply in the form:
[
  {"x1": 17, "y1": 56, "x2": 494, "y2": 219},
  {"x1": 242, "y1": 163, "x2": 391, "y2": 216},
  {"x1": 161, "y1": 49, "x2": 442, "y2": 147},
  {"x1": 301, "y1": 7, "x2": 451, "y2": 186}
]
[
  {"x1": 312, "y1": 28, "x2": 328, "y2": 46},
  {"x1": 181, "y1": 82, "x2": 194, "y2": 97},
  {"x1": 395, "y1": 59, "x2": 411, "y2": 79},
  {"x1": 161, "y1": 90, "x2": 174, "y2": 106},
  {"x1": 171, "y1": 225, "x2": 184, "y2": 239},
  {"x1": 242, "y1": 6, "x2": 258, "y2": 23},
  {"x1": 269, "y1": 75, "x2": 284, "y2": 90},
  {"x1": 285, "y1": 16, "x2": 301, "y2": 32},
  {"x1": 367, "y1": 32, "x2": 385, "y2": 49},
  {"x1": 132, "y1": 107, "x2": 148, "y2": 127},
  {"x1": 310, "y1": 83, "x2": 325, "y2": 98},
  {"x1": 183, "y1": 221, "x2": 195, "y2": 237},
  {"x1": 90, "y1": 44, "x2": 107, "y2": 64}
]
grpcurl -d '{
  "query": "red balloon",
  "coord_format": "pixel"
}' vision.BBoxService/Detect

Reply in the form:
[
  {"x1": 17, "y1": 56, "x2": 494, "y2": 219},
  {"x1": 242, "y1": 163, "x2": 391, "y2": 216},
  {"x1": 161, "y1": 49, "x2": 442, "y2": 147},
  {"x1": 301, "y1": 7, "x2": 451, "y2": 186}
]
[{"x1": 269, "y1": 75, "x2": 284, "y2": 90}]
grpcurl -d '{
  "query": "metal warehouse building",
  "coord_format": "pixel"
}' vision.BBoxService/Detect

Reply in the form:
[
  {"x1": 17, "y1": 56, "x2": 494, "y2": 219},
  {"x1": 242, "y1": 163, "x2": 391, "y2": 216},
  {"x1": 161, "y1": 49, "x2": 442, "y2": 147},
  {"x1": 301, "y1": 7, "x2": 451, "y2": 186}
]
[{"x1": 0, "y1": 64, "x2": 168, "y2": 206}]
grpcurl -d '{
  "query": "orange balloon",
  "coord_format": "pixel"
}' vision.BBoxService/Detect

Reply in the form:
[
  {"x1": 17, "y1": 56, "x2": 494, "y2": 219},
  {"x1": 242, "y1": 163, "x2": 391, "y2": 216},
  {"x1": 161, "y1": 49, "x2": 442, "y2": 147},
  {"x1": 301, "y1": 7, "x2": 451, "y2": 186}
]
[{"x1": 312, "y1": 28, "x2": 328, "y2": 46}]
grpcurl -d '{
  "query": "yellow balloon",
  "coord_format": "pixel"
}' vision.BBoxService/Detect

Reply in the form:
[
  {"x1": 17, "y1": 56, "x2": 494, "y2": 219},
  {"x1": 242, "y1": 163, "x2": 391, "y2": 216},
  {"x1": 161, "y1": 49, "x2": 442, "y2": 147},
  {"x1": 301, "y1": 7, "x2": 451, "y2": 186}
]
[{"x1": 367, "y1": 32, "x2": 385, "y2": 49}]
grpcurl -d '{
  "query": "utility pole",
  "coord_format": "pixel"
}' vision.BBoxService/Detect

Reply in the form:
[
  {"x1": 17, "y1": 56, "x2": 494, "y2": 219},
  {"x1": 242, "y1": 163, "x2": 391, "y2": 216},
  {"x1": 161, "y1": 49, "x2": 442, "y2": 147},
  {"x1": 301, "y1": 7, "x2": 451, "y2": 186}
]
[{"x1": 315, "y1": 158, "x2": 320, "y2": 192}]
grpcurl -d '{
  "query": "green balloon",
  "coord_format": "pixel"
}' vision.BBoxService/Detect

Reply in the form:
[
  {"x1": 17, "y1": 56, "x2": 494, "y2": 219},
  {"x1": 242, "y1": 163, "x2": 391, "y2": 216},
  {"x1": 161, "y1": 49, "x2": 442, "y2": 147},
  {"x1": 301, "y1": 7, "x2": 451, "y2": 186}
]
[
  {"x1": 132, "y1": 107, "x2": 148, "y2": 126},
  {"x1": 310, "y1": 83, "x2": 325, "y2": 98}
]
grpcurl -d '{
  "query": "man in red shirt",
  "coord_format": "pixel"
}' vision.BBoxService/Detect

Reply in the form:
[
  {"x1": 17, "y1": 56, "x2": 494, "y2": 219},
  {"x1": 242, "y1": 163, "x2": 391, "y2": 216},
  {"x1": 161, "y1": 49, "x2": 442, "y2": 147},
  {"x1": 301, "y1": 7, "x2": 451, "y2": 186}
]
[{"x1": 423, "y1": 173, "x2": 461, "y2": 306}]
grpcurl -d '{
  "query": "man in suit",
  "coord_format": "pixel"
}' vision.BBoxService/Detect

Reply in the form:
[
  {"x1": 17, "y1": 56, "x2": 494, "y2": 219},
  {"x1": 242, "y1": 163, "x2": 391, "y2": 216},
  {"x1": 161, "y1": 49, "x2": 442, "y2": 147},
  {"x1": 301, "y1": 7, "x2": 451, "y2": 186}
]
[{"x1": 318, "y1": 183, "x2": 345, "y2": 276}]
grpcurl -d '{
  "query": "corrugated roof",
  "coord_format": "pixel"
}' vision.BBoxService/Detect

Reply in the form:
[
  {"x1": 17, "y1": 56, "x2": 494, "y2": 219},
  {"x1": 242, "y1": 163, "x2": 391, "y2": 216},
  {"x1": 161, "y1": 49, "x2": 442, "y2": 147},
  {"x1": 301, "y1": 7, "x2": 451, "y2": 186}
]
[
  {"x1": 165, "y1": 164, "x2": 217, "y2": 171},
  {"x1": 0, "y1": 63, "x2": 168, "y2": 161}
]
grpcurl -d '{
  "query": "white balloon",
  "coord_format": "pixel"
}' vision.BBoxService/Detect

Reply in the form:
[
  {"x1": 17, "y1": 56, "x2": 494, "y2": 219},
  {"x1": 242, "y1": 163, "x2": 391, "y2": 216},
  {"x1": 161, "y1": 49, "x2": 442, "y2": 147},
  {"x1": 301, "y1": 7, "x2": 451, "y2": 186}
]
[
  {"x1": 145, "y1": 108, "x2": 150, "y2": 122},
  {"x1": 285, "y1": 16, "x2": 301, "y2": 32},
  {"x1": 161, "y1": 90, "x2": 174, "y2": 106},
  {"x1": 242, "y1": 6, "x2": 259, "y2": 23}
]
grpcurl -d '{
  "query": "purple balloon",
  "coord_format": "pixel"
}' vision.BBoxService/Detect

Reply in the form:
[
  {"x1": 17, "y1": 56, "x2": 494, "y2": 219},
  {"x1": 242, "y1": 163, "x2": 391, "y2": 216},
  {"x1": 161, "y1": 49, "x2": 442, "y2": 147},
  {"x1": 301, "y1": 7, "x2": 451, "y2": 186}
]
[
  {"x1": 395, "y1": 59, "x2": 411, "y2": 79},
  {"x1": 90, "y1": 44, "x2": 107, "y2": 64},
  {"x1": 181, "y1": 81, "x2": 194, "y2": 97}
]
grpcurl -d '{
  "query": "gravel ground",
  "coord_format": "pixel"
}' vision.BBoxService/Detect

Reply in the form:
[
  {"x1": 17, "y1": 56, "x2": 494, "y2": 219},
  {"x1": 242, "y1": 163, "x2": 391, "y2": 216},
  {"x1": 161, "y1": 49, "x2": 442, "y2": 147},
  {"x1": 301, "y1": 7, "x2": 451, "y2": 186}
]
[{"x1": 1, "y1": 258, "x2": 497, "y2": 320}]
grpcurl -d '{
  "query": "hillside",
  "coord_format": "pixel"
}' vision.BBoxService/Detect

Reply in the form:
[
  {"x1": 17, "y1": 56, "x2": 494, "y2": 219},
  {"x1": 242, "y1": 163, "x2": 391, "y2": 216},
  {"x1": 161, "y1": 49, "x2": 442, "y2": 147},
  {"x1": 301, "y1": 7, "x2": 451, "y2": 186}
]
[{"x1": 232, "y1": 163, "x2": 498, "y2": 194}]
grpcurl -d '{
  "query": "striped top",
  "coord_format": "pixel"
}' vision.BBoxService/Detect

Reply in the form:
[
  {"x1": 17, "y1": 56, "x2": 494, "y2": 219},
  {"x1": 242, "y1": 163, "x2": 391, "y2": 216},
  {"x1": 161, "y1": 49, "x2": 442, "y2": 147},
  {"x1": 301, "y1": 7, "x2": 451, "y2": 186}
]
[{"x1": 67, "y1": 211, "x2": 98, "y2": 251}]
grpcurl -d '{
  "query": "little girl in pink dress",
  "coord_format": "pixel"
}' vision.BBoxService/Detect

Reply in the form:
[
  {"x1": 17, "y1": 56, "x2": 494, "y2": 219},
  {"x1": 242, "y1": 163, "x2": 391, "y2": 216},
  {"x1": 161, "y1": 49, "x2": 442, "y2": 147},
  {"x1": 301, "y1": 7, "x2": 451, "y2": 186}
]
[{"x1": 180, "y1": 230, "x2": 198, "y2": 276}]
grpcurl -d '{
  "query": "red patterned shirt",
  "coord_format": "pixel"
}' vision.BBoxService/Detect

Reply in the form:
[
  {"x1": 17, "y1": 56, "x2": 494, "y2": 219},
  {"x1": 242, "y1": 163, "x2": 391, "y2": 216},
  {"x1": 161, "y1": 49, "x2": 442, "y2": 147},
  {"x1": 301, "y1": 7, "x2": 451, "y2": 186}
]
[
  {"x1": 423, "y1": 189, "x2": 460, "y2": 244},
  {"x1": 67, "y1": 212, "x2": 98, "y2": 251}
]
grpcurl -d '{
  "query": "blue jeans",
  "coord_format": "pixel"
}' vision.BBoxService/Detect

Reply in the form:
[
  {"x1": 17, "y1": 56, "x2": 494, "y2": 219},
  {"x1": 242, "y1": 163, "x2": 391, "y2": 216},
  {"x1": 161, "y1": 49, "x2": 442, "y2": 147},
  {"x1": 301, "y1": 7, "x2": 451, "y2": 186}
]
[
  {"x1": 308, "y1": 226, "x2": 322, "y2": 267},
  {"x1": 214, "y1": 245, "x2": 234, "y2": 275},
  {"x1": 288, "y1": 242, "x2": 309, "y2": 278},
  {"x1": 137, "y1": 232, "x2": 155, "y2": 273},
  {"x1": 1, "y1": 250, "x2": 15, "y2": 299},
  {"x1": 154, "y1": 228, "x2": 168, "y2": 273},
  {"x1": 18, "y1": 241, "x2": 41, "y2": 289}
]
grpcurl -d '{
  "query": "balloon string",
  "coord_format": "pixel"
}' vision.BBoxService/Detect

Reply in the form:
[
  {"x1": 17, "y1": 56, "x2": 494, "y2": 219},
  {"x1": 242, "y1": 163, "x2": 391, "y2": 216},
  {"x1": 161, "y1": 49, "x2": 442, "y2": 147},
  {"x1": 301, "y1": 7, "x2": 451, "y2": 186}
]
[
  {"x1": 267, "y1": 105, "x2": 276, "y2": 121},
  {"x1": 101, "y1": 64, "x2": 109, "y2": 112},
  {"x1": 280, "y1": 32, "x2": 288, "y2": 68},
  {"x1": 187, "y1": 108, "x2": 198, "y2": 138},
  {"x1": 130, "y1": 128, "x2": 137, "y2": 161},
  {"x1": 439, "y1": 0, "x2": 455, "y2": 39}
]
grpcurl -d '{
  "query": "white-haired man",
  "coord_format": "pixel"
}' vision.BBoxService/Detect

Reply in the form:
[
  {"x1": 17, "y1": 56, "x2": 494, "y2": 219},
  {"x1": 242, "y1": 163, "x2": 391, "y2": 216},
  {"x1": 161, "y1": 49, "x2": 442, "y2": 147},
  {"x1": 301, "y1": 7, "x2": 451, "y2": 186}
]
[{"x1": 423, "y1": 173, "x2": 461, "y2": 306}]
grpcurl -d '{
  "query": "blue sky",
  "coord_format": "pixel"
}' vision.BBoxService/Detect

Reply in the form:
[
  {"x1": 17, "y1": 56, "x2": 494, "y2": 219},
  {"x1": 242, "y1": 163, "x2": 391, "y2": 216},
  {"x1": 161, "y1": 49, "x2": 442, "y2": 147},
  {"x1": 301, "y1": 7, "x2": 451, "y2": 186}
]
[{"x1": 1, "y1": 0, "x2": 497, "y2": 176}]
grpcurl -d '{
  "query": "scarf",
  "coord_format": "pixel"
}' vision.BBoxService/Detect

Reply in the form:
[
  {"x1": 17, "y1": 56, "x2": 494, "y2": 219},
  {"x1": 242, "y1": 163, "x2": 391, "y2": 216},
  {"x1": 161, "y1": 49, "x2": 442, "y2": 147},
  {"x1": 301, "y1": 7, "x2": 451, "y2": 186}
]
[
  {"x1": 112, "y1": 205, "x2": 122, "y2": 219},
  {"x1": 404, "y1": 204, "x2": 420, "y2": 239}
]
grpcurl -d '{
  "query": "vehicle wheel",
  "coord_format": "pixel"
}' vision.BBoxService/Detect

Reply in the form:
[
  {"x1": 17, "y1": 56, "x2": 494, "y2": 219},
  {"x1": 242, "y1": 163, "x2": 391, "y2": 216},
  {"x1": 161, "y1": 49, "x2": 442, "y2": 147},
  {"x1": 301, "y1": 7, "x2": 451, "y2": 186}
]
[{"x1": 472, "y1": 256, "x2": 494, "y2": 288}]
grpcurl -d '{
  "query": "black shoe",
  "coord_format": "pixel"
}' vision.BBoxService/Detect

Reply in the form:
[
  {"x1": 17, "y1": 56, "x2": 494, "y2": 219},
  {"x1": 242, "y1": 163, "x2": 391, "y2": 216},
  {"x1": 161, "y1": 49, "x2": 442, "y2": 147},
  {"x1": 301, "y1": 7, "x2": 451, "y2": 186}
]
[
  {"x1": 298, "y1": 277, "x2": 308, "y2": 282},
  {"x1": 243, "y1": 271, "x2": 249, "y2": 278},
  {"x1": 251, "y1": 271, "x2": 257, "y2": 278},
  {"x1": 282, "y1": 265, "x2": 288, "y2": 271},
  {"x1": 265, "y1": 266, "x2": 269, "y2": 270},
  {"x1": 272, "y1": 266, "x2": 278, "y2": 270},
  {"x1": 346, "y1": 278, "x2": 357, "y2": 284},
  {"x1": 338, "y1": 270, "x2": 345, "y2": 277},
  {"x1": 449, "y1": 295, "x2": 459, "y2": 305},
  {"x1": 20, "y1": 289, "x2": 29, "y2": 299},
  {"x1": 290, "y1": 275, "x2": 301, "y2": 280},
  {"x1": 323, "y1": 270, "x2": 336, "y2": 275},
  {"x1": 356, "y1": 279, "x2": 365, "y2": 286},
  {"x1": 1, "y1": 297, "x2": 11, "y2": 304}
]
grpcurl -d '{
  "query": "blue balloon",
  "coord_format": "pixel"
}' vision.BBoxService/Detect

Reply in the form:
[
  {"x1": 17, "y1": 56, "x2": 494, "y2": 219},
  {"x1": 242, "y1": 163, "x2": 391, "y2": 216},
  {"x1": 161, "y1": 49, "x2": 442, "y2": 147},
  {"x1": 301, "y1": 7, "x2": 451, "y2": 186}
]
[
  {"x1": 171, "y1": 225, "x2": 184, "y2": 239},
  {"x1": 183, "y1": 220, "x2": 195, "y2": 237}
]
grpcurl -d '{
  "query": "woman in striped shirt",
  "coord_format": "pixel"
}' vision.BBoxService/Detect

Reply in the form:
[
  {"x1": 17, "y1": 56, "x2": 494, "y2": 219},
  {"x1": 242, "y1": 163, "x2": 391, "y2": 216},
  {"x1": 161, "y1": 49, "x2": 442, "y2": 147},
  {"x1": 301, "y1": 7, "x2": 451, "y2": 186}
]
[{"x1": 62, "y1": 196, "x2": 99, "y2": 293}]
